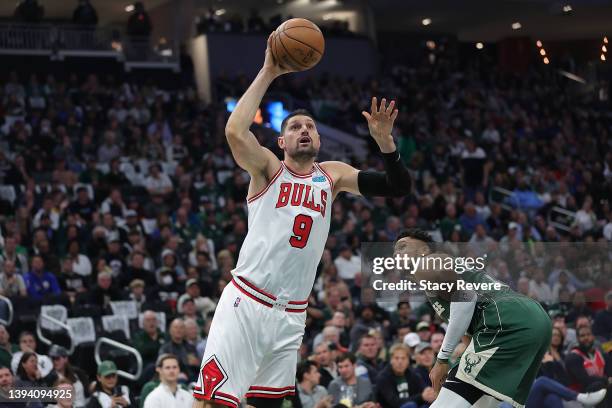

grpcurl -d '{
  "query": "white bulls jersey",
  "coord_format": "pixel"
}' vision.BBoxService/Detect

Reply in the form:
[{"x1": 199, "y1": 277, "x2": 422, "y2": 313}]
[{"x1": 232, "y1": 161, "x2": 333, "y2": 301}]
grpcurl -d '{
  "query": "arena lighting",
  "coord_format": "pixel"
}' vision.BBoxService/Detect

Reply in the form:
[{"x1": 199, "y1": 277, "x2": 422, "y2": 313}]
[
  {"x1": 540, "y1": 49, "x2": 546, "y2": 56},
  {"x1": 215, "y1": 8, "x2": 226, "y2": 16},
  {"x1": 422, "y1": 18, "x2": 432, "y2": 26},
  {"x1": 426, "y1": 40, "x2": 436, "y2": 50},
  {"x1": 512, "y1": 22, "x2": 522, "y2": 30},
  {"x1": 602, "y1": 54, "x2": 607, "y2": 61},
  {"x1": 603, "y1": 45, "x2": 607, "y2": 53},
  {"x1": 476, "y1": 42, "x2": 484, "y2": 49},
  {"x1": 562, "y1": 4, "x2": 573, "y2": 13},
  {"x1": 605, "y1": 37, "x2": 608, "y2": 44},
  {"x1": 543, "y1": 57, "x2": 550, "y2": 64},
  {"x1": 536, "y1": 40, "x2": 542, "y2": 48},
  {"x1": 125, "y1": 4, "x2": 135, "y2": 12}
]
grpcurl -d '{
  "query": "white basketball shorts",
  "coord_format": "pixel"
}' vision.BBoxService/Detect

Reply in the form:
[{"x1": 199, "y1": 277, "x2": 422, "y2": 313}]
[{"x1": 193, "y1": 277, "x2": 308, "y2": 407}]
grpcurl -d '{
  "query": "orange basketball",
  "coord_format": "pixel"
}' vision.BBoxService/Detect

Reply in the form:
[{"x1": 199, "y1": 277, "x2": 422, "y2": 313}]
[{"x1": 272, "y1": 18, "x2": 325, "y2": 72}]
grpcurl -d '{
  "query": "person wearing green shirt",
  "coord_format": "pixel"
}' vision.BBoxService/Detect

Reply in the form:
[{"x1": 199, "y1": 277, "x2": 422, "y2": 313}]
[
  {"x1": 0, "y1": 325, "x2": 19, "y2": 369},
  {"x1": 133, "y1": 311, "x2": 166, "y2": 368}
]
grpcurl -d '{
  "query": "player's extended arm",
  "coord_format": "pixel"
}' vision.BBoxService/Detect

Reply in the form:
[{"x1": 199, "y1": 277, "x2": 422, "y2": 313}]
[
  {"x1": 437, "y1": 292, "x2": 477, "y2": 362},
  {"x1": 324, "y1": 97, "x2": 411, "y2": 197},
  {"x1": 225, "y1": 34, "x2": 291, "y2": 175}
]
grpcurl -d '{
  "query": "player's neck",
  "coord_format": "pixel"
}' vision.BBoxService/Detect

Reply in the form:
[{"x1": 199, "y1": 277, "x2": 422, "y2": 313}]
[{"x1": 283, "y1": 157, "x2": 315, "y2": 174}]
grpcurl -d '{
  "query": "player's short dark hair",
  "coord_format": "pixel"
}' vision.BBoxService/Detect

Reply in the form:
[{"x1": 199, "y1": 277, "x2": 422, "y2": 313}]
[
  {"x1": 296, "y1": 360, "x2": 318, "y2": 382},
  {"x1": 280, "y1": 109, "x2": 315, "y2": 136},
  {"x1": 395, "y1": 228, "x2": 434, "y2": 252},
  {"x1": 336, "y1": 352, "x2": 356, "y2": 365}
]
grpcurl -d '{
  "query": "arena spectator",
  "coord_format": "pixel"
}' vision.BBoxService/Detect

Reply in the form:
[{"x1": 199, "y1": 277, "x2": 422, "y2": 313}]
[
  {"x1": 184, "y1": 317, "x2": 206, "y2": 359},
  {"x1": 11, "y1": 332, "x2": 53, "y2": 378},
  {"x1": 0, "y1": 365, "x2": 25, "y2": 406},
  {"x1": 296, "y1": 360, "x2": 331, "y2": 408},
  {"x1": 24, "y1": 255, "x2": 61, "y2": 300},
  {"x1": 143, "y1": 354, "x2": 192, "y2": 408},
  {"x1": 47, "y1": 379, "x2": 76, "y2": 408},
  {"x1": 134, "y1": 311, "x2": 165, "y2": 369},
  {"x1": 0, "y1": 235, "x2": 28, "y2": 272},
  {"x1": 355, "y1": 334, "x2": 386, "y2": 382},
  {"x1": 430, "y1": 332, "x2": 444, "y2": 354},
  {"x1": 565, "y1": 325, "x2": 611, "y2": 393},
  {"x1": 49, "y1": 345, "x2": 88, "y2": 408},
  {"x1": 15, "y1": 351, "x2": 57, "y2": 388},
  {"x1": 86, "y1": 361, "x2": 132, "y2": 408},
  {"x1": 415, "y1": 322, "x2": 431, "y2": 343},
  {"x1": 86, "y1": 270, "x2": 122, "y2": 311},
  {"x1": 334, "y1": 244, "x2": 361, "y2": 282},
  {"x1": 413, "y1": 342, "x2": 434, "y2": 387},
  {"x1": 158, "y1": 318, "x2": 199, "y2": 380},
  {"x1": 177, "y1": 278, "x2": 216, "y2": 317},
  {"x1": 0, "y1": 325, "x2": 18, "y2": 368},
  {"x1": 0, "y1": 259, "x2": 27, "y2": 297},
  {"x1": 327, "y1": 352, "x2": 374, "y2": 407},
  {"x1": 350, "y1": 305, "x2": 383, "y2": 348},
  {"x1": 375, "y1": 343, "x2": 435, "y2": 408},
  {"x1": 314, "y1": 342, "x2": 338, "y2": 388},
  {"x1": 592, "y1": 291, "x2": 612, "y2": 341}
]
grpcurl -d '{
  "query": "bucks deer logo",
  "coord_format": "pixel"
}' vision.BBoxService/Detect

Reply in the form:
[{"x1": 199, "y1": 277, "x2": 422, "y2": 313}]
[{"x1": 463, "y1": 353, "x2": 482, "y2": 374}]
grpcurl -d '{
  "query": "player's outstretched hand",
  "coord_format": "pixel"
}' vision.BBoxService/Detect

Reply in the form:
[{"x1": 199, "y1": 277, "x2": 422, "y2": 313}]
[
  {"x1": 263, "y1": 32, "x2": 293, "y2": 78},
  {"x1": 362, "y1": 97, "x2": 399, "y2": 152}
]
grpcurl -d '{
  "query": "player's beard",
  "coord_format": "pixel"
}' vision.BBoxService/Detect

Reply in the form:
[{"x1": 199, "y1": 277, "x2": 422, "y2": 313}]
[{"x1": 286, "y1": 143, "x2": 318, "y2": 162}]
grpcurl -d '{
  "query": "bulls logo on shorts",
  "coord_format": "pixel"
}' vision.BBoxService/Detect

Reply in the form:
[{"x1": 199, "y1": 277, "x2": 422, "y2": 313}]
[{"x1": 200, "y1": 355, "x2": 228, "y2": 398}]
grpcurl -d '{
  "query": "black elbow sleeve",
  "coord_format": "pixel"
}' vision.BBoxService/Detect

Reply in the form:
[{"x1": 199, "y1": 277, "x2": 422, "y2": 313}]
[{"x1": 357, "y1": 151, "x2": 411, "y2": 197}]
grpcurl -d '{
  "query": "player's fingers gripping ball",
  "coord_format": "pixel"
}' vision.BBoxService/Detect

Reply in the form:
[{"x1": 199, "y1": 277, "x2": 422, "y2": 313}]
[{"x1": 271, "y1": 18, "x2": 325, "y2": 71}]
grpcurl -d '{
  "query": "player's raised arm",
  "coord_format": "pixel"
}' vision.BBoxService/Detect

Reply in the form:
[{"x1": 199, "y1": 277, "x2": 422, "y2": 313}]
[
  {"x1": 224, "y1": 34, "x2": 291, "y2": 176},
  {"x1": 321, "y1": 97, "x2": 411, "y2": 197}
]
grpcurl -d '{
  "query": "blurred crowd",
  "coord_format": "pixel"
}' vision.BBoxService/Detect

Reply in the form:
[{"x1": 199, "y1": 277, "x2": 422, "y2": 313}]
[{"x1": 0, "y1": 49, "x2": 610, "y2": 408}]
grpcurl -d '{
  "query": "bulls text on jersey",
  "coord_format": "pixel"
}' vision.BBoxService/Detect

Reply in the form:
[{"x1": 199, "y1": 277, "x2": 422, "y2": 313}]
[{"x1": 275, "y1": 182, "x2": 328, "y2": 217}]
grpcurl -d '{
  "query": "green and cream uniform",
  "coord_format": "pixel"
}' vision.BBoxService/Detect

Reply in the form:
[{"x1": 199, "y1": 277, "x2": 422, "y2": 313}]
[{"x1": 427, "y1": 270, "x2": 552, "y2": 408}]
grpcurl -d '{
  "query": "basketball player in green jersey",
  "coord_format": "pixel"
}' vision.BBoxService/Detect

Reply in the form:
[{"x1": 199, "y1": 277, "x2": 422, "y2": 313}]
[{"x1": 393, "y1": 228, "x2": 552, "y2": 408}]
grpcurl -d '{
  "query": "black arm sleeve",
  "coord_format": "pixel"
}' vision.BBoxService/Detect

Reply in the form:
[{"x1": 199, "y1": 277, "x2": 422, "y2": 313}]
[{"x1": 357, "y1": 150, "x2": 411, "y2": 197}]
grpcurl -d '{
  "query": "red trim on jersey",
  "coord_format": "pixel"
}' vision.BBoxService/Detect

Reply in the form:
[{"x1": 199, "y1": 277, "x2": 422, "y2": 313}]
[
  {"x1": 192, "y1": 392, "x2": 239, "y2": 408},
  {"x1": 231, "y1": 279, "x2": 307, "y2": 312},
  {"x1": 236, "y1": 276, "x2": 277, "y2": 300},
  {"x1": 315, "y1": 162, "x2": 335, "y2": 192},
  {"x1": 247, "y1": 164, "x2": 284, "y2": 203},
  {"x1": 231, "y1": 279, "x2": 274, "y2": 308},
  {"x1": 249, "y1": 385, "x2": 295, "y2": 391},
  {"x1": 282, "y1": 161, "x2": 314, "y2": 178}
]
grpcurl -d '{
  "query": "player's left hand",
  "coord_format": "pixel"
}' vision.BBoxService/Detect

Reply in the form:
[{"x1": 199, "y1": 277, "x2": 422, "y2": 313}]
[
  {"x1": 429, "y1": 360, "x2": 449, "y2": 396},
  {"x1": 362, "y1": 97, "x2": 399, "y2": 152}
]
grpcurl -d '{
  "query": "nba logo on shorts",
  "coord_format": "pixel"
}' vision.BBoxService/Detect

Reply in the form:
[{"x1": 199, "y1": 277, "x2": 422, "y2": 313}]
[{"x1": 234, "y1": 297, "x2": 241, "y2": 308}]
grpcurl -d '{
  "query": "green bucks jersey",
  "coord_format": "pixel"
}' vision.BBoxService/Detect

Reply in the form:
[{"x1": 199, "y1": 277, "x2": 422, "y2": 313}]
[{"x1": 426, "y1": 269, "x2": 510, "y2": 335}]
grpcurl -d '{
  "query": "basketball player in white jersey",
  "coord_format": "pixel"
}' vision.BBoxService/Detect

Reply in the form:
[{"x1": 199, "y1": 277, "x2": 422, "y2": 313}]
[{"x1": 192, "y1": 34, "x2": 411, "y2": 408}]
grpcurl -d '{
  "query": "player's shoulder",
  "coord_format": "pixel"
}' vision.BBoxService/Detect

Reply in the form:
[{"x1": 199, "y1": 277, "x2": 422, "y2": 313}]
[{"x1": 318, "y1": 160, "x2": 358, "y2": 178}]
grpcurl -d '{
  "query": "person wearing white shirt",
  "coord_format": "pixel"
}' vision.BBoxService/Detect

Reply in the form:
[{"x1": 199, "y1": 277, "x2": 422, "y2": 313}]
[
  {"x1": 334, "y1": 245, "x2": 361, "y2": 281},
  {"x1": 143, "y1": 354, "x2": 193, "y2": 408},
  {"x1": 11, "y1": 332, "x2": 53, "y2": 378},
  {"x1": 529, "y1": 268, "x2": 554, "y2": 304}
]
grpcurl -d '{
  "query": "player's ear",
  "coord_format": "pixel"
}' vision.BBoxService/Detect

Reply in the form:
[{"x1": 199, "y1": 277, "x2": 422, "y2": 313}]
[{"x1": 278, "y1": 135, "x2": 285, "y2": 149}]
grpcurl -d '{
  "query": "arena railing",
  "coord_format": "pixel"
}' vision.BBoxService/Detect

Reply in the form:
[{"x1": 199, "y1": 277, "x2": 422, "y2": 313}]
[
  {"x1": 548, "y1": 206, "x2": 576, "y2": 232},
  {"x1": 95, "y1": 337, "x2": 143, "y2": 381},
  {"x1": 36, "y1": 313, "x2": 75, "y2": 355},
  {"x1": 0, "y1": 23, "x2": 179, "y2": 70},
  {"x1": 0, "y1": 296, "x2": 13, "y2": 327}
]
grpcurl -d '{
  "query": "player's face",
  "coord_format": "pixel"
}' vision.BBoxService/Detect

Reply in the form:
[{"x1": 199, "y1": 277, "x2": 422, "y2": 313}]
[{"x1": 279, "y1": 115, "x2": 320, "y2": 160}]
